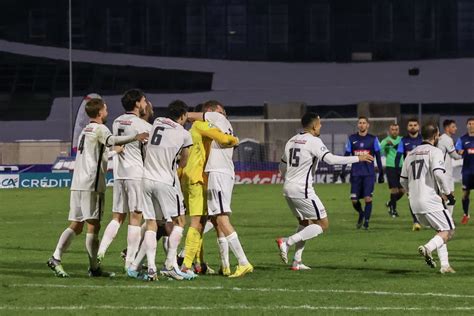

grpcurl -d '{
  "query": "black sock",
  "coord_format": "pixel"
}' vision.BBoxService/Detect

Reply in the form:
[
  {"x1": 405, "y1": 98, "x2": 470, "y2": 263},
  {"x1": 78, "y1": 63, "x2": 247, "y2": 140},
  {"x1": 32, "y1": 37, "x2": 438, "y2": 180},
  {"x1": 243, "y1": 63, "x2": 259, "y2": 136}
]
[
  {"x1": 390, "y1": 193, "x2": 398, "y2": 209},
  {"x1": 364, "y1": 201, "x2": 373, "y2": 222},
  {"x1": 462, "y1": 198, "x2": 470, "y2": 216},
  {"x1": 396, "y1": 191, "x2": 404, "y2": 201},
  {"x1": 352, "y1": 200, "x2": 363, "y2": 214}
]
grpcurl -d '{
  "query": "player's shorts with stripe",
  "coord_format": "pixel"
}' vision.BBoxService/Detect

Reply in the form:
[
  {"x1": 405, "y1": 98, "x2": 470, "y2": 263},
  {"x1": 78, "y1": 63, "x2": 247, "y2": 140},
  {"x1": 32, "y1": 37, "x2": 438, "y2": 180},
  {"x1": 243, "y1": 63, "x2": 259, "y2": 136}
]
[
  {"x1": 350, "y1": 175, "x2": 375, "y2": 199},
  {"x1": 207, "y1": 172, "x2": 234, "y2": 216},
  {"x1": 69, "y1": 190, "x2": 104, "y2": 222},
  {"x1": 285, "y1": 195, "x2": 327, "y2": 221},
  {"x1": 415, "y1": 210, "x2": 455, "y2": 231},
  {"x1": 386, "y1": 167, "x2": 403, "y2": 189},
  {"x1": 462, "y1": 173, "x2": 474, "y2": 190},
  {"x1": 112, "y1": 179, "x2": 144, "y2": 213},
  {"x1": 142, "y1": 179, "x2": 185, "y2": 221}
]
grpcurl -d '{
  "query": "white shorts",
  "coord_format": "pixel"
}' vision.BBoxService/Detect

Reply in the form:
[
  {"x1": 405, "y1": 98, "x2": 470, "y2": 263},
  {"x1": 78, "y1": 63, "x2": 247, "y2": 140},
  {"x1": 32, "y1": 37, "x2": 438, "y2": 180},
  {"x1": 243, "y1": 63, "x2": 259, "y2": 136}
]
[
  {"x1": 207, "y1": 172, "x2": 234, "y2": 216},
  {"x1": 142, "y1": 179, "x2": 185, "y2": 221},
  {"x1": 112, "y1": 179, "x2": 144, "y2": 213},
  {"x1": 415, "y1": 210, "x2": 455, "y2": 232},
  {"x1": 69, "y1": 190, "x2": 105, "y2": 222},
  {"x1": 285, "y1": 195, "x2": 327, "y2": 221}
]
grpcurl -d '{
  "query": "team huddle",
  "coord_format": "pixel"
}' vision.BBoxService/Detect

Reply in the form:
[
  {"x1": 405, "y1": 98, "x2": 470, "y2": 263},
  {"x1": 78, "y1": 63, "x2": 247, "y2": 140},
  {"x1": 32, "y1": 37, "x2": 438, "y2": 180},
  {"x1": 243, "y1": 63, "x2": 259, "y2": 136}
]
[
  {"x1": 48, "y1": 90, "x2": 252, "y2": 280},
  {"x1": 46, "y1": 89, "x2": 474, "y2": 278}
]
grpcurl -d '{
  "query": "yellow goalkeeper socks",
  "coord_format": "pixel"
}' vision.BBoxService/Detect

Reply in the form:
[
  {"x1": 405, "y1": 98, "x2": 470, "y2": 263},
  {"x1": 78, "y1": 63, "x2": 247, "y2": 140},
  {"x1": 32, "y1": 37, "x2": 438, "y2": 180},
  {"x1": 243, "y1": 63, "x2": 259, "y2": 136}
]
[{"x1": 183, "y1": 227, "x2": 201, "y2": 268}]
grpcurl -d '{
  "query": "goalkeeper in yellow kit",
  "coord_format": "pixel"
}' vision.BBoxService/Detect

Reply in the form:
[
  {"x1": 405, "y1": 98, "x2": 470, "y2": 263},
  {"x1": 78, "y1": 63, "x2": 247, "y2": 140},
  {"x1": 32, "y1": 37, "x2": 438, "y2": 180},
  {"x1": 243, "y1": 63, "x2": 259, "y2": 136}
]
[{"x1": 181, "y1": 101, "x2": 239, "y2": 275}]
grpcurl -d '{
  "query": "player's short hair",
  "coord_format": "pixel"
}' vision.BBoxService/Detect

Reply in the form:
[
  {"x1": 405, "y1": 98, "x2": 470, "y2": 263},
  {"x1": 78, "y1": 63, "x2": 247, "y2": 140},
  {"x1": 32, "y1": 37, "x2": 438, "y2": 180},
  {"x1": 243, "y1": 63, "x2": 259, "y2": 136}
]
[
  {"x1": 358, "y1": 116, "x2": 369, "y2": 123},
  {"x1": 390, "y1": 123, "x2": 399, "y2": 128},
  {"x1": 301, "y1": 112, "x2": 320, "y2": 129},
  {"x1": 121, "y1": 89, "x2": 145, "y2": 111},
  {"x1": 203, "y1": 100, "x2": 223, "y2": 111},
  {"x1": 467, "y1": 117, "x2": 474, "y2": 124},
  {"x1": 167, "y1": 100, "x2": 188, "y2": 121},
  {"x1": 194, "y1": 103, "x2": 204, "y2": 112},
  {"x1": 443, "y1": 119, "x2": 456, "y2": 128},
  {"x1": 407, "y1": 118, "x2": 419, "y2": 124},
  {"x1": 421, "y1": 123, "x2": 439, "y2": 140},
  {"x1": 85, "y1": 98, "x2": 105, "y2": 118}
]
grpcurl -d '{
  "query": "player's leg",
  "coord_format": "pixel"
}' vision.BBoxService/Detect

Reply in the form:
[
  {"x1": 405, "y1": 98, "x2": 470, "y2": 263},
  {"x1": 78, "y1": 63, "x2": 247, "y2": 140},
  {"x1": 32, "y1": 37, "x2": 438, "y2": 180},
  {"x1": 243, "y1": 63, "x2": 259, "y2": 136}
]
[
  {"x1": 417, "y1": 210, "x2": 455, "y2": 271},
  {"x1": 350, "y1": 176, "x2": 364, "y2": 228},
  {"x1": 212, "y1": 216, "x2": 231, "y2": 275},
  {"x1": 277, "y1": 197, "x2": 326, "y2": 268},
  {"x1": 97, "y1": 180, "x2": 127, "y2": 261},
  {"x1": 48, "y1": 220, "x2": 83, "y2": 278},
  {"x1": 361, "y1": 176, "x2": 374, "y2": 229},
  {"x1": 182, "y1": 183, "x2": 205, "y2": 272},
  {"x1": 123, "y1": 180, "x2": 144, "y2": 269},
  {"x1": 461, "y1": 178, "x2": 470, "y2": 224}
]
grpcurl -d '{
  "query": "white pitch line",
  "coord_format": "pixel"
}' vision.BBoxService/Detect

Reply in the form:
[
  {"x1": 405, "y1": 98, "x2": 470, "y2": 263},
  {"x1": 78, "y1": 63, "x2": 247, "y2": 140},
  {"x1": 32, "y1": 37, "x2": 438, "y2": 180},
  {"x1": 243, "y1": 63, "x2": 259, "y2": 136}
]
[
  {"x1": 1, "y1": 305, "x2": 474, "y2": 312},
  {"x1": 8, "y1": 283, "x2": 474, "y2": 299}
]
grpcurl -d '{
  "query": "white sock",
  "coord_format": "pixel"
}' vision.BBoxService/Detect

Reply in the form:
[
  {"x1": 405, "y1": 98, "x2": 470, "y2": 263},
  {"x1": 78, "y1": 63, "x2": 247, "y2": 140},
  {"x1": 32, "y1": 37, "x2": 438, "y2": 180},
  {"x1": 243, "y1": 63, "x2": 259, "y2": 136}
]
[
  {"x1": 165, "y1": 226, "x2": 183, "y2": 269},
  {"x1": 144, "y1": 231, "x2": 157, "y2": 271},
  {"x1": 131, "y1": 241, "x2": 146, "y2": 271},
  {"x1": 424, "y1": 235, "x2": 444, "y2": 253},
  {"x1": 85, "y1": 233, "x2": 99, "y2": 270},
  {"x1": 447, "y1": 205, "x2": 454, "y2": 216},
  {"x1": 217, "y1": 237, "x2": 230, "y2": 268},
  {"x1": 203, "y1": 221, "x2": 214, "y2": 234},
  {"x1": 227, "y1": 232, "x2": 249, "y2": 266},
  {"x1": 140, "y1": 222, "x2": 147, "y2": 238},
  {"x1": 162, "y1": 236, "x2": 169, "y2": 254},
  {"x1": 437, "y1": 243, "x2": 450, "y2": 267},
  {"x1": 293, "y1": 225, "x2": 306, "y2": 262},
  {"x1": 287, "y1": 224, "x2": 323, "y2": 247},
  {"x1": 53, "y1": 228, "x2": 75, "y2": 261},
  {"x1": 125, "y1": 225, "x2": 142, "y2": 269},
  {"x1": 98, "y1": 220, "x2": 121, "y2": 256}
]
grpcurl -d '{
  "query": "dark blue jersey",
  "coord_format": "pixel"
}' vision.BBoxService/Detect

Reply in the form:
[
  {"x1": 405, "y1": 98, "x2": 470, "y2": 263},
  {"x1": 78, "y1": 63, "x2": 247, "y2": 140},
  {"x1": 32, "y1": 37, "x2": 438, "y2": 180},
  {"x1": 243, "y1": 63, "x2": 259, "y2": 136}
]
[
  {"x1": 345, "y1": 133, "x2": 381, "y2": 176},
  {"x1": 456, "y1": 134, "x2": 474, "y2": 175},
  {"x1": 397, "y1": 134, "x2": 423, "y2": 157}
]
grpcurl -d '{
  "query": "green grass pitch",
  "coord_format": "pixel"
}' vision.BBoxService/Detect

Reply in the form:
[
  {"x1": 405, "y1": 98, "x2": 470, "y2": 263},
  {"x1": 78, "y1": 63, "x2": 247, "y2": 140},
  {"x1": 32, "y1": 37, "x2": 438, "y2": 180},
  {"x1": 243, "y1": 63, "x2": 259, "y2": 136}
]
[{"x1": 1, "y1": 183, "x2": 474, "y2": 315}]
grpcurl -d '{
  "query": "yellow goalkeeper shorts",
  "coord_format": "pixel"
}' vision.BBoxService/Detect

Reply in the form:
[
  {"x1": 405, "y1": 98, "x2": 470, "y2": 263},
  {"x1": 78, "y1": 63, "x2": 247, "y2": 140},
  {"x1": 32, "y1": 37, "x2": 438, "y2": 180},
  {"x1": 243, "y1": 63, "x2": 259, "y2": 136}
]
[{"x1": 183, "y1": 182, "x2": 207, "y2": 216}]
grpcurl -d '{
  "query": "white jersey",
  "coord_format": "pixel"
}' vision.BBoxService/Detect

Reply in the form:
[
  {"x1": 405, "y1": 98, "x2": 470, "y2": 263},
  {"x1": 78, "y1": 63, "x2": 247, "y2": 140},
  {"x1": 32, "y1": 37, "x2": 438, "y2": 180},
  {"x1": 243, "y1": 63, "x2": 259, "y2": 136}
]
[
  {"x1": 282, "y1": 133, "x2": 358, "y2": 199},
  {"x1": 112, "y1": 113, "x2": 152, "y2": 180},
  {"x1": 437, "y1": 133, "x2": 457, "y2": 178},
  {"x1": 204, "y1": 112, "x2": 235, "y2": 177},
  {"x1": 401, "y1": 143, "x2": 447, "y2": 214},
  {"x1": 71, "y1": 123, "x2": 112, "y2": 192},
  {"x1": 143, "y1": 117, "x2": 193, "y2": 186}
]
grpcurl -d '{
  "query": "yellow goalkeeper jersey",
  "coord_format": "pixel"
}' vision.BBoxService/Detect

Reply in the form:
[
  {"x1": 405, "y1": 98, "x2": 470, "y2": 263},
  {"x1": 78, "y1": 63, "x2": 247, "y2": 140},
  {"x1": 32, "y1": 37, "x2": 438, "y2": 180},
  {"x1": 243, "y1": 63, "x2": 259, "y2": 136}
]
[{"x1": 183, "y1": 120, "x2": 238, "y2": 184}]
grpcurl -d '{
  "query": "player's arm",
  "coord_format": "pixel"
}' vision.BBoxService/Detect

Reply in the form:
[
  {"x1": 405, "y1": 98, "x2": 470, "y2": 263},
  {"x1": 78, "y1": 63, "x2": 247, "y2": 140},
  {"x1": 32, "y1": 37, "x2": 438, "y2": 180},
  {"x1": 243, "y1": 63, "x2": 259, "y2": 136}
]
[
  {"x1": 374, "y1": 137, "x2": 384, "y2": 183},
  {"x1": 198, "y1": 125, "x2": 239, "y2": 147},
  {"x1": 313, "y1": 138, "x2": 373, "y2": 166},
  {"x1": 178, "y1": 147, "x2": 190, "y2": 168},
  {"x1": 279, "y1": 150, "x2": 288, "y2": 178},
  {"x1": 455, "y1": 137, "x2": 464, "y2": 155},
  {"x1": 431, "y1": 150, "x2": 452, "y2": 196},
  {"x1": 107, "y1": 146, "x2": 124, "y2": 158},
  {"x1": 98, "y1": 125, "x2": 148, "y2": 147},
  {"x1": 394, "y1": 141, "x2": 404, "y2": 170},
  {"x1": 399, "y1": 161, "x2": 409, "y2": 193},
  {"x1": 340, "y1": 138, "x2": 352, "y2": 178}
]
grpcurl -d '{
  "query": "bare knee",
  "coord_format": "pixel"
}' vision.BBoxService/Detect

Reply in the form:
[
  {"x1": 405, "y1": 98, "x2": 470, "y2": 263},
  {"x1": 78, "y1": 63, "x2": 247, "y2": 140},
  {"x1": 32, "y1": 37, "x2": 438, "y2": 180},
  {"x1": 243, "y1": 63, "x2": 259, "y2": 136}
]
[
  {"x1": 129, "y1": 211, "x2": 142, "y2": 226},
  {"x1": 68, "y1": 221, "x2": 84, "y2": 235},
  {"x1": 112, "y1": 212, "x2": 127, "y2": 225},
  {"x1": 173, "y1": 215, "x2": 186, "y2": 228},
  {"x1": 85, "y1": 220, "x2": 100, "y2": 234},
  {"x1": 364, "y1": 197, "x2": 372, "y2": 203}
]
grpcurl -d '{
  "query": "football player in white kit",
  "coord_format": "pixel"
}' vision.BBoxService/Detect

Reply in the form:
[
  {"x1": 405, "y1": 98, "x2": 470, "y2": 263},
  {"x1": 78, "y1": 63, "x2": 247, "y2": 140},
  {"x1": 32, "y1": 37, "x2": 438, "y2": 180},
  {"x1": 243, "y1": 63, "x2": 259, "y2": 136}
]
[
  {"x1": 437, "y1": 119, "x2": 462, "y2": 216},
  {"x1": 97, "y1": 89, "x2": 151, "y2": 270},
  {"x1": 47, "y1": 98, "x2": 148, "y2": 277},
  {"x1": 127, "y1": 100, "x2": 193, "y2": 281},
  {"x1": 400, "y1": 123, "x2": 456, "y2": 274},
  {"x1": 276, "y1": 113, "x2": 373, "y2": 270},
  {"x1": 203, "y1": 101, "x2": 254, "y2": 278}
]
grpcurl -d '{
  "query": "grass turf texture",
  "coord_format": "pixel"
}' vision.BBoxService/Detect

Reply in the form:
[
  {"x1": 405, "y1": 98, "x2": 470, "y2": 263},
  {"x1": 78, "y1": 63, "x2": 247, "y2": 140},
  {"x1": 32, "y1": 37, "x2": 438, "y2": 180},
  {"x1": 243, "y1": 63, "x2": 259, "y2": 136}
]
[{"x1": 1, "y1": 183, "x2": 473, "y2": 315}]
